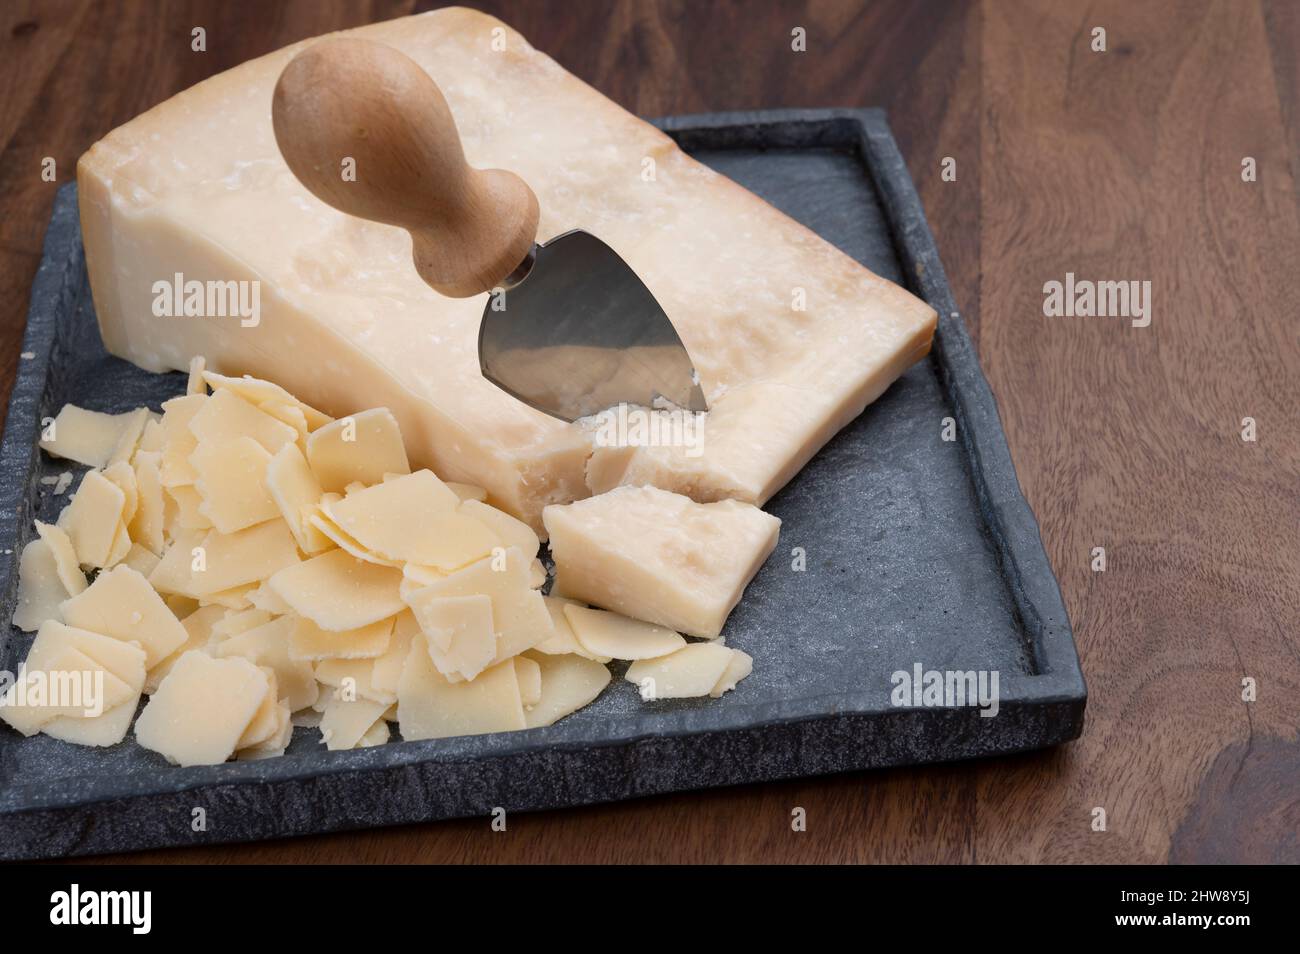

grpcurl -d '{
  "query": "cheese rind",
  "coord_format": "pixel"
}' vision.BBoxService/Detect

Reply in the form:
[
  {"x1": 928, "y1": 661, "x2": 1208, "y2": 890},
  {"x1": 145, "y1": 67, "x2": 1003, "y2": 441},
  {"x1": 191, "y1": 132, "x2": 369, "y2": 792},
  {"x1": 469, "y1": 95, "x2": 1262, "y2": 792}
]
[
  {"x1": 544, "y1": 486, "x2": 780, "y2": 638},
  {"x1": 76, "y1": 7, "x2": 934, "y2": 532}
]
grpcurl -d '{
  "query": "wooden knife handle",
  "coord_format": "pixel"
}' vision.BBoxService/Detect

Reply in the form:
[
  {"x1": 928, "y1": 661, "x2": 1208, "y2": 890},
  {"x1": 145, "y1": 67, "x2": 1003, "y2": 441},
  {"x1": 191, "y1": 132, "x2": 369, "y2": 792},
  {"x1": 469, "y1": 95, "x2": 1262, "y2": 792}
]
[{"x1": 272, "y1": 37, "x2": 539, "y2": 298}]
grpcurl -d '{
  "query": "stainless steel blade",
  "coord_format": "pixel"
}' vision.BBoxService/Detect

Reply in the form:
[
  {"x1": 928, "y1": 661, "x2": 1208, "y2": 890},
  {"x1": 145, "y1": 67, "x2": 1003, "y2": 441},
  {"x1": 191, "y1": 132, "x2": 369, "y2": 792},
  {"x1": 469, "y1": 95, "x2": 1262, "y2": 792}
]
[{"x1": 477, "y1": 229, "x2": 708, "y2": 422}]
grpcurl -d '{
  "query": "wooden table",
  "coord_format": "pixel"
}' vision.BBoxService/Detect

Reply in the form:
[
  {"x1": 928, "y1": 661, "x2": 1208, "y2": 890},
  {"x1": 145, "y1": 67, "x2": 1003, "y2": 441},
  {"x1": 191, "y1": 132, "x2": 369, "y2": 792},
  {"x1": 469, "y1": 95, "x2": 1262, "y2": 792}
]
[{"x1": 2, "y1": 0, "x2": 1296, "y2": 864}]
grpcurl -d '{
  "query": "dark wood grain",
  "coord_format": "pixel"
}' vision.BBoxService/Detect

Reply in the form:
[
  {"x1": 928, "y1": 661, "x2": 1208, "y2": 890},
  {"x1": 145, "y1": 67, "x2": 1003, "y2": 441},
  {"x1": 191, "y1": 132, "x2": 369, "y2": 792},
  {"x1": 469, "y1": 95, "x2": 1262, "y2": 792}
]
[{"x1": 0, "y1": 0, "x2": 1295, "y2": 864}]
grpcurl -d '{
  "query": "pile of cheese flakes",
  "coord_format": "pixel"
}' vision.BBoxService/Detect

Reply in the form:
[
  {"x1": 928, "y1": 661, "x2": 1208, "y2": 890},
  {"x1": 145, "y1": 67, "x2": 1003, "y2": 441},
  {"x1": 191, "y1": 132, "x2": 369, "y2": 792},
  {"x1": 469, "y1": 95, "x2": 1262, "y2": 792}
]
[{"x1": 1, "y1": 361, "x2": 751, "y2": 765}]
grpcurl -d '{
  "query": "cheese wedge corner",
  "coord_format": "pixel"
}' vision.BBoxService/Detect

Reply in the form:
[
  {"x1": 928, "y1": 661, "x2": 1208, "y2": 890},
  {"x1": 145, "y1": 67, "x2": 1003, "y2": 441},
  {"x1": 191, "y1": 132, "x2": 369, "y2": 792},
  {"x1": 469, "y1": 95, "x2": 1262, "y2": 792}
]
[{"x1": 544, "y1": 485, "x2": 780, "y2": 638}]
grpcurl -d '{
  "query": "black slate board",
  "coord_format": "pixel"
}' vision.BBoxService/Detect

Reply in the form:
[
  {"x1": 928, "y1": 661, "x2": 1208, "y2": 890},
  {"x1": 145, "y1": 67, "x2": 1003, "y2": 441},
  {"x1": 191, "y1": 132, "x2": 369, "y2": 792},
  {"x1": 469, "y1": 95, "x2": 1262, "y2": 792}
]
[{"x1": 0, "y1": 109, "x2": 1085, "y2": 860}]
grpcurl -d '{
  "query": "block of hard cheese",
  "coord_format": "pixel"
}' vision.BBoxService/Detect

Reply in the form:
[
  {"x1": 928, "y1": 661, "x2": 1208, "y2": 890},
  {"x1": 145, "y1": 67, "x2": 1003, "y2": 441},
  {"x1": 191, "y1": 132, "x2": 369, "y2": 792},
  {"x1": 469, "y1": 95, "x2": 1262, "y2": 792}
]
[
  {"x1": 543, "y1": 486, "x2": 780, "y2": 639},
  {"x1": 77, "y1": 7, "x2": 935, "y2": 532}
]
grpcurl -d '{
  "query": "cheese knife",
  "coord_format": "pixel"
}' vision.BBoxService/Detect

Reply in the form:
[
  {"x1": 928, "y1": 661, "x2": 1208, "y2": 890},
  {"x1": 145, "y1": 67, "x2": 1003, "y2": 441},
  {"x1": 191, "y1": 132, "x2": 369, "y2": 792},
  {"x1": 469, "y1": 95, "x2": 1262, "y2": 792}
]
[{"x1": 271, "y1": 37, "x2": 707, "y2": 423}]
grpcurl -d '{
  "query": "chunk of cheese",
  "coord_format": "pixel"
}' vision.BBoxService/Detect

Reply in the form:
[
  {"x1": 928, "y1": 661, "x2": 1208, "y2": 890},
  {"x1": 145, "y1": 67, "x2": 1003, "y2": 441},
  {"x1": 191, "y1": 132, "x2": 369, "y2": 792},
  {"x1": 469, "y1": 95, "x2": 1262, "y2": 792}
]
[
  {"x1": 38, "y1": 620, "x2": 149, "y2": 690},
  {"x1": 315, "y1": 658, "x2": 395, "y2": 706},
  {"x1": 323, "y1": 470, "x2": 497, "y2": 569},
  {"x1": 213, "y1": 616, "x2": 318, "y2": 711},
  {"x1": 165, "y1": 484, "x2": 212, "y2": 531},
  {"x1": 190, "y1": 435, "x2": 279, "y2": 532},
  {"x1": 458, "y1": 499, "x2": 539, "y2": 560},
  {"x1": 514, "y1": 655, "x2": 542, "y2": 708},
  {"x1": 268, "y1": 549, "x2": 405, "y2": 631},
  {"x1": 101, "y1": 460, "x2": 139, "y2": 525},
  {"x1": 128, "y1": 449, "x2": 166, "y2": 554},
  {"x1": 59, "y1": 564, "x2": 188, "y2": 668},
  {"x1": 237, "y1": 700, "x2": 293, "y2": 758},
  {"x1": 369, "y1": 610, "x2": 419, "y2": 694},
  {"x1": 135, "y1": 651, "x2": 269, "y2": 765},
  {"x1": 209, "y1": 607, "x2": 273, "y2": 642},
  {"x1": 188, "y1": 387, "x2": 298, "y2": 454},
  {"x1": 61, "y1": 470, "x2": 126, "y2": 567},
  {"x1": 406, "y1": 592, "x2": 498, "y2": 681},
  {"x1": 38, "y1": 404, "x2": 142, "y2": 468},
  {"x1": 146, "y1": 603, "x2": 225, "y2": 692},
  {"x1": 199, "y1": 584, "x2": 257, "y2": 609},
  {"x1": 396, "y1": 641, "x2": 525, "y2": 741},
  {"x1": 42, "y1": 698, "x2": 139, "y2": 747},
  {"x1": 12, "y1": 539, "x2": 68, "y2": 632},
  {"x1": 76, "y1": 8, "x2": 934, "y2": 533},
  {"x1": 265, "y1": 443, "x2": 331, "y2": 553},
  {"x1": 404, "y1": 547, "x2": 552, "y2": 664},
  {"x1": 625, "y1": 643, "x2": 738, "y2": 700},
  {"x1": 158, "y1": 394, "x2": 206, "y2": 487},
  {"x1": 545, "y1": 486, "x2": 780, "y2": 638},
  {"x1": 562, "y1": 605, "x2": 686, "y2": 660},
  {"x1": 107, "y1": 407, "x2": 153, "y2": 468},
  {"x1": 202, "y1": 371, "x2": 330, "y2": 430},
  {"x1": 306, "y1": 505, "x2": 400, "y2": 567},
  {"x1": 138, "y1": 417, "x2": 165, "y2": 453},
  {"x1": 533, "y1": 595, "x2": 608, "y2": 662},
  {"x1": 187, "y1": 355, "x2": 207, "y2": 395},
  {"x1": 357, "y1": 718, "x2": 390, "y2": 747},
  {"x1": 236, "y1": 667, "x2": 283, "y2": 749},
  {"x1": 120, "y1": 542, "x2": 162, "y2": 577},
  {"x1": 246, "y1": 581, "x2": 295, "y2": 616},
  {"x1": 147, "y1": 528, "x2": 206, "y2": 598},
  {"x1": 710, "y1": 648, "x2": 753, "y2": 698},
  {"x1": 306, "y1": 409, "x2": 410, "y2": 493},
  {"x1": 189, "y1": 519, "x2": 300, "y2": 595},
  {"x1": 289, "y1": 614, "x2": 393, "y2": 661},
  {"x1": 0, "y1": 620, "x2": 147, "y2": 736},
  {"x1": 318, "y1": 696, "x2": 390, "y2": 750},
  {"x1": 523, "y1": 651, "x2": 612, "y2": 729},
  {"x1": 34, "y1": 521, "x2": 87, "y2": 596},
  {"x1": 0, "y1": 646, "x2": 129, "y2": 735}
]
